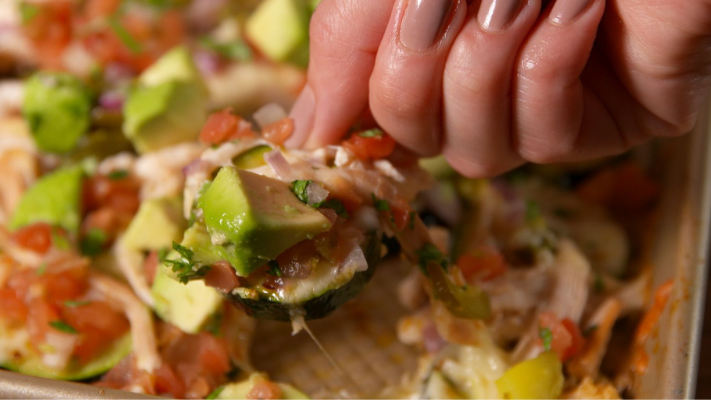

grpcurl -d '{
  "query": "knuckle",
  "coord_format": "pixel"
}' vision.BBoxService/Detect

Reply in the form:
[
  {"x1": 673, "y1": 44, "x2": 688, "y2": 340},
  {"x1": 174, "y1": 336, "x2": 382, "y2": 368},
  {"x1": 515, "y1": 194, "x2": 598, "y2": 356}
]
[
  {"x1": 516, "y1": 131, "x2": 577, "y2": 164},
  {"x1": 443, "y1": 150, "x2": 512, "y2": 178},
  {"x1": 372, "y1": 75, "x2": 428, "y2": 122}
]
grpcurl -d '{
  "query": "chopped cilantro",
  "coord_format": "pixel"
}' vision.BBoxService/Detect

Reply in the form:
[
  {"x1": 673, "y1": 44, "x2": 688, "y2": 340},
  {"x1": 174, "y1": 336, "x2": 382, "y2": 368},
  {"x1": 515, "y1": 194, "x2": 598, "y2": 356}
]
[
  {"x1": 107, "y1": 16, "x2": 142, "y2": 54},
  {"x1": 51, "y1": 229, "x2": 71, "y2": 251},
  {"x1": 50, "y1": 321, "x2": 78, "y2": 334},
  {"x1": 200, "y1": 37, "x2": 252, "y2": 62},
  {"x1": 594, "y1": 273, "x2": 605, "y2": 292},
  {"x1": 408, "y1": 211, "x2": 416, "y2": 230},
  {"x1": 539, "y1": 327, "x2": 553, "y2": 351},
  {"x1": 36, "y1": 263, "x2": 47, "y2": 276},
  {"x1": 358, "y1": 128, "x2": 384, "y2": 138},
  {"x1": 107, "y1": 169, "x2": 129, "y2": 180},
  {"x1": 161, "y1": 242, "x2": 210, "y2": 284},
  {"x1": 415, "y1": 243, "x2": 448, "y2": 274},
  {"x1": 204, "y1": 313, "x2": 223, "y2": 337},
  {"x1": 80, "y1": 228, "x2": 107, "y2": 256},
  {"x1": 64, "y1": 300, "x2": 91, "y2": 308},
  {"x1": 290, "y1": 180, "x2": 312, "y2": 204},
  {"x1": 20, "y1": 3, "x2": 39, "y2": 24},
  {"x1": 371, "y1": 193, "x2": 390, "y2": 211},
  {"x1": 315, "y1": 198, "x2": 349, "y2": 218},
  {"x1": 266, "y1": 260, "x2": 282, "y2": 277},
  {"x1": 525, "y1": 200, "x2": 542, "y2": 223},
  {"x1": 206, "y1": 387, "x2": 224, "y2": 400}
]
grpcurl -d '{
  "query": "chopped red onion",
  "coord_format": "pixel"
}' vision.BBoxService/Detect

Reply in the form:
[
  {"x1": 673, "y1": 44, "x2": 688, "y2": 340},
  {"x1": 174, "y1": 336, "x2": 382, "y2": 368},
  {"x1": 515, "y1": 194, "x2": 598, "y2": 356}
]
[
  {"x1": 340, "y1": 243, "x2": 368, "y2": 273},
  {"x1": 182, "y1": 159, "x2": 209, "y2": 176},
  {"x1": 264, "y1": 150, "x2": 291, "y2": 179},
  {"x1": 306, "y1": 182, "x2": 329, "y2": 206},
  {"x1": 422, "y1": 323, "x2": 447, "y2": 353},
  {"x1": 253, "y1": 103, "x2": 287, "y2": 129},
  {"x1": 193, "y1": 50, "x2": 223, "y2": 76},
  {"x1": 98, "y1": 91, "x2": 124, "y2": 112},
  {"x1": 103, "y1": 63, "x2": 134, "y2": 83},
  {"x1": 319, "y1": 208, "x2": 338, "y2": 225}
]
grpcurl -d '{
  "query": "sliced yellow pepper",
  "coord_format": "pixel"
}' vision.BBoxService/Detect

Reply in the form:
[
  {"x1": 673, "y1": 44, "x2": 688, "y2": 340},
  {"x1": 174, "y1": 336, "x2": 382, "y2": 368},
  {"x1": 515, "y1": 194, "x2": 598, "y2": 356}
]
[{"x1": 495, "y1": 352, "x2": 564, "y2": 399}]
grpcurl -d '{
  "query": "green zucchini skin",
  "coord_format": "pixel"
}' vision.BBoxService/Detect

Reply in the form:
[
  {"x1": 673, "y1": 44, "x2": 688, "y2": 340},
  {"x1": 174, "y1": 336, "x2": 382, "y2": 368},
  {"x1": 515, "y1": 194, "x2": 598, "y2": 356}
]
[{"x1": 224, "y1": 232, "x2": 382, "y2": 321}]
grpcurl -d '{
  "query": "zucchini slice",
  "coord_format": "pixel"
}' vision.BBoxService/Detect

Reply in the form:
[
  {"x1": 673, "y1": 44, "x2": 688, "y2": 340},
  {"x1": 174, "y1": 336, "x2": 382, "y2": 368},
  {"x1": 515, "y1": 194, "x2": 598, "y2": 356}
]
[
  {"x1": 224, "y1": 231, "x2": 382, "y2": 321},
  {"x1": 1, "y1": 333, "x2": 132, "y2": 381}
]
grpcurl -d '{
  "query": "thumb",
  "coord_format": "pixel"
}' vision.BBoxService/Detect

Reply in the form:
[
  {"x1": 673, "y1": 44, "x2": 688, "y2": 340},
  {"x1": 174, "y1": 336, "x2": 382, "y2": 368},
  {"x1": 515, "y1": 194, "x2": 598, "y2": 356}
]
[{"x1": 286, "y1": 0, "x2": 396, "y2": 148}]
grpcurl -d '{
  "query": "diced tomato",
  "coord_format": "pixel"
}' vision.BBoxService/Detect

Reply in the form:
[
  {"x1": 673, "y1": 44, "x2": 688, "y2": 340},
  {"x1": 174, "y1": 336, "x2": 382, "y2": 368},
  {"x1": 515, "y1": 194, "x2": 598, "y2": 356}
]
[
  {"x1": 44, "y1": 267, "x2": 89, "y2": 303},
  {"x1": 261, "y1": 118, "x2": 295, "y2": 146},
  {"x1": 577, "y1": 162, "x2": 659, "y2": 213},
  {"x1": 197, "y1": 333, "x2": 230, "y2": 375},
  {"x1": 22, "y1": 1, "x2": 73, "y2": 71},
  {"x1": 200, "y1": 109, "x2": 255, "y2": 145},
  {"x1": 154, "y1": 363, "x2": 186, "y2": 399},
  {"x1": 276, "y1": 240, "x2": 318, "y2": 279},
  {"x1": 11, "y1": 222, "x2": 54, "y2": 254},
  {"x1": 247, "y1": 381, "x2": 283, "y2": 400},
  {"x1": 391, "y1": 206, "x2": 411, "y2": 232},
  {"x1": 156, "y1": 10, "x2": 185, "y2": 51},
  {"x1": 561, "y1": 318, "x2": 586, "y2": 361},
  {"x1": 342, "y1": 131, "x2": 396, "y2": 160},
  {"x1": 0, "y1": 288, "x2": 28, "y2": 323},
  {"x1": 83, "y1": 0, "x2": 121, "y2": 19},
  {"x1": 143, "y1": 251, "x2": 159, "y2": 286},
  {"x1": 457, "y1": 245, "x2": 507, "y2": 282},
  {"x1": 538, "y1": 312, "x2": 586, "y2": 362},
  {"x1": 62, "y1": 301, "x2": 129, "y2": 362},
  {"x1": 26, "y1": 299, "x2": 61, "y2": 349},
  {"x1": 204, "y1": 261, "x2": 240, "y2": 292}
]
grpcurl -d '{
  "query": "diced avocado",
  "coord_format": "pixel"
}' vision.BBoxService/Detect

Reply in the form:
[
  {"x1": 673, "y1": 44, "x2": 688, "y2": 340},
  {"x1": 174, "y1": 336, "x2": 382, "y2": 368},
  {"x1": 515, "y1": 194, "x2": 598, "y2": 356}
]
[
  {"x1": 232, "y1": 145, "x2": 271, "y2": 170},
  {"x1": 123, "y1": 47, "x2": 208, "y2": 154},
  {"x1": 152, "y1": 260, "x2": 223, "y2": 334},
  {"x1": 2, "y1": 333, "x2": 131, "y2": 381},
  {"x1": 199, "y1": 168, "x2": 331, "y2": 276},
  {"x1": 123, "y1": 81, "x2": 207, "y2": 154},
  {"x1": 23, "y1": 72, "x2": 92, "y2": 153},
  {"x1": 123, "y1": 197, "x2": 186, "y2": 251},
  {"x1": 9, "y1": 166, "x2": 84, "y2": 234},
  {"x1": 495, "y1": 352, "x2": 564, "y2": 399},
  {"x1": 213, "y1": 373, "x2": 309, "y2": 399},
  {"x1": 245, "y1": 0, "x2": 310, "y2": 66},
  {"x1": 139, "y1": 46, "x2": 207, "y2": 91}
]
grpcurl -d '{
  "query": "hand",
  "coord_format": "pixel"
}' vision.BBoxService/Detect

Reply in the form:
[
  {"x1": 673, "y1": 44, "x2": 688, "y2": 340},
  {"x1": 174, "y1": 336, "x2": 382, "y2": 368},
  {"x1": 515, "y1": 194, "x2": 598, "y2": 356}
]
[{"x1": 286, "y1": 0, "x2": 711, "y2": 177}]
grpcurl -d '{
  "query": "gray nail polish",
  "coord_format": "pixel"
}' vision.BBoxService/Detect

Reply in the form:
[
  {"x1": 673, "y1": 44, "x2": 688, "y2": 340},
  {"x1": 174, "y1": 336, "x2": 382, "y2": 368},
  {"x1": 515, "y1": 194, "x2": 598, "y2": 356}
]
[
  {"x1": 400, "y1": 0, "x2": 456, "y2": 51},
  {"x1": 550, "y1": 0, "x2": 592, "y2": 25},
  {"x1": 478, "y1": 0, "x2": 524, "y2": 31}
]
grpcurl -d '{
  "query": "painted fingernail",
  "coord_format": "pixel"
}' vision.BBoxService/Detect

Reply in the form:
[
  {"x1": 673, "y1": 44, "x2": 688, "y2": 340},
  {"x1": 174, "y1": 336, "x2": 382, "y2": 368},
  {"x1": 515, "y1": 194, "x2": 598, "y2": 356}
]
[
  {"x1": 285, "y1": 84, "x2": 315, "y2": 148},
  {"x1": 550, "y1": 0, "x2": 591, "y2": 25},
  {"x1": 478, "y1": 0, "x2": 524, "y2": 31},
  {"x1": 400, "y1": 0, "x2": 456, "y2": 51}
]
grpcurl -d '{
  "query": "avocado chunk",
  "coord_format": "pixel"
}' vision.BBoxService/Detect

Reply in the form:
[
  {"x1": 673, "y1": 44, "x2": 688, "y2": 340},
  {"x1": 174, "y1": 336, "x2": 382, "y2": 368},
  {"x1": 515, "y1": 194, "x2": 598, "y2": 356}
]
[
  {"x1": 245, "y1": 0, "x2": 310, "y2": 66},
  {"x1": 123, "y1": 197, "x2": 186, "y2": 251},
  {"x1": 9, "y1": 166, "x2": 84, "y2": 234},
  {"x1": 23, "y1": 72, "x2": 92, "y2": 153},
  {"x1": 232, "y1": 145, "x2": 271, "y2": 170},
  {"x1": 152, "y1": 259, "x2": 223, "y2": 334},
  {"x1": 123, "y1": 47, "x2": 208, "y2": 154},
  {"x1": 213, "y1": 373, "x2": 309, "y2": 399},
  {"x1": 1, "y1": 333, "x2": 131, "y2": 381},
  {"x1": 199, "y1": 168, "x2": 331, "y2": 276}
]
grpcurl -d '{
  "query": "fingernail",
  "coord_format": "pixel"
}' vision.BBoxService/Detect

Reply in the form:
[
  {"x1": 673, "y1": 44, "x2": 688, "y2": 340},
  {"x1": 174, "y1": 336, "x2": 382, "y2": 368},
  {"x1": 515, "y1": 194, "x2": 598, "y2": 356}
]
[
  {"x1": 550, "y1": 0, "x2": 591, "y2": 25},
  {"x1": 400, "y1": 0, "x2": 456, "y2": 51},
  {"x1": 285, "y1": 84, "x2": 315, "y2": 148},
  {"x1": 478, "y1": 0, "x2": 524, "y2": 31}
]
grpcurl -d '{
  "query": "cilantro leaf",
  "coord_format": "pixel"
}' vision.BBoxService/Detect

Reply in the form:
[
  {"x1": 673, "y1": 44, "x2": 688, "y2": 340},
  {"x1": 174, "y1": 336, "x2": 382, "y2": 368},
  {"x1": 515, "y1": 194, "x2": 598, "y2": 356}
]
[
  {"x1": 371, "y1": 193, "x2": 390, "y2": 211},
  {"x1": 539, "y1": 327, "x2": 553, "y2": 351},
  {"x1": 107, "y1": 169, "x2": 129, "y2": 180},
  {"x1": 161, "y1": 241, "x2": 209, "y2": 284},
  {"x1": 358, "y1": 128, "x2": 384, "y2": 138},
  {"x1": 266, "y1": 260, "x2": 282, "y2": 277},
  {"x1": 107, "y1": 16, "x2": 142, "y2": 54},
  {"x1": 290, "y1": 180, "x2": 312, "y2": 204},
  {"x1": 204, "y1": 313, "x2": 223, "y2": 337},
  {"x1": 64, "y1": 300, "x2": 91, "y2": 308},
  {"x1": 200, "y1": 37, "x2": 253, "y2": 62},
  {"x1": 20, "y1": 3, "x2": 39, "y2": 24},
  {"x1": 315, "y1": 198, "x2": 349, "y2": 219},
  {"x1": 50, "y1": 321, "x2": 78, "y2": 334},
  {"x1": 206, "y1": 387, "x2": 224, "y2": 400},
  {"x1": 415, "y1": 243, "x2": 448, "y2": 274},
  {"x1": 80, "y1": 228, "x2": 107, "y2": 256},
  {"x1": 36, "y1": 263, "x2": 47, "y2": 276}
]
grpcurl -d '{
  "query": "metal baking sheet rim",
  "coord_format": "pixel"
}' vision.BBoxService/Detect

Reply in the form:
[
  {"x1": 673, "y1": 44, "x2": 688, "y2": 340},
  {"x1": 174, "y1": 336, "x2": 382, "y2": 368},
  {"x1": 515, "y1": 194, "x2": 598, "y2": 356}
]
[{"x1": 1, "y1": 107, "x2": 711, "y2": 398}]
